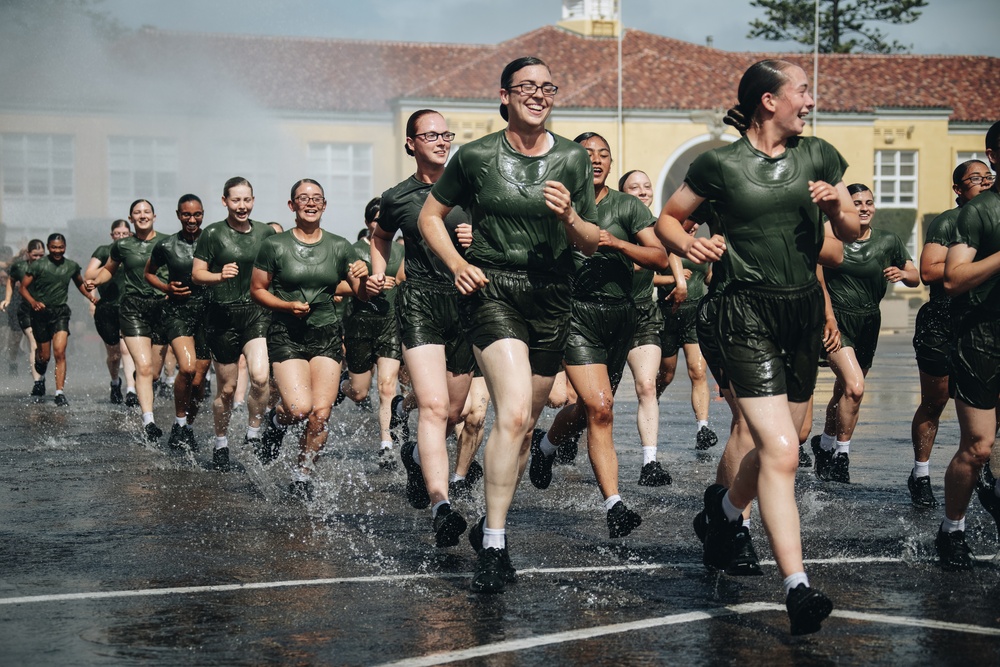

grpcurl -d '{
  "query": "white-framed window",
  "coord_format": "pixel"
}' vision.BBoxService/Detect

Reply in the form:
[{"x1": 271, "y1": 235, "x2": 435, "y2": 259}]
[
  {"x1": 307, "y1": 142, "x2": 373, "y2": 229},
  {"x1": 108, "y1": 137, "x2": 178, "y2": 217},
  {"x1": 873, "y1": 150, "x2": 918, "y2": 207},
  {"x1": 1, "y1": 133, "x2": 75, "y2": 241},
  {"x1": 956, "y1": 151, "x2": 987, "y2": 167}
]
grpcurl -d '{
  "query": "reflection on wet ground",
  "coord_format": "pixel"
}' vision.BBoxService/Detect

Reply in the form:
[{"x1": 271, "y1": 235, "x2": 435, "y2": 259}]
[{"x1": 0, "y1": 330, "x2": 998, "y2": 665}]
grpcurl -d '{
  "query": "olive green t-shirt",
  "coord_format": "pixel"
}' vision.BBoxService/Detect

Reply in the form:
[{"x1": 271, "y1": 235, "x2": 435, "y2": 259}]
[
  {"x1": 823, "y1": 228, "x2": 910, "y2": 311},
  {"x1": 954, "y1": 188, "x2": 1000, "y2": 313},
  {"x1": 685, "y1": 135, "x2": 848, "y2": 287},
  {"x1": 194, "y1": 219, "x2": 275, "y2": 304},
  {"x1": 572, "y1": 187, "x2": 654, "y2": 301},
  {"x1": 109, "y1": 235, "x2": 161, "y2": 299},
  {"x1": 377, "y1": 176, "x2": 467, "y2": 289},
  {"x1": 431, "y1": 131, "x2": 598, "y2": 278},
  {"x1": 150, "y1": 232, "x2": 205, "y2": 302},
  {"x1": 9, "y1": 258, "x2": 28, "y2": 284},
  {"x1": 91, "y1": 245, "x2": 126, "y2": 305},
  {"x1": 923, "y1": 207, "x2": 961, "y2": 303},
  {"x1": 25, "y1": 255, "x2": 81, "y2": 307},
  {"x1": 351, "y1": 236, "x2": 404, "y2": 316},
  {"x1": 254, "y1": 230, "x2": 358, "y2": 327}
]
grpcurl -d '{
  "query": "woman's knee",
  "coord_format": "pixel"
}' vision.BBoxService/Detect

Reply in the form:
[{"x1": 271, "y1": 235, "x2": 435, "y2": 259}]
[{"x1": 584, "y1": 397, "x2": 614, "y2": 428}]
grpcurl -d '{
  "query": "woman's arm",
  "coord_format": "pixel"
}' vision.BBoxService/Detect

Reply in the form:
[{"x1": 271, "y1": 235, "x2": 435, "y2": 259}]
[
  {"x1": 73, "y1": 272, "x2": 97, "y2": 304},
  {"x1": 543, "y1": 181, "x2": 601, "y2": 256},
  {"x1": 811, "y1": 180, "x2": 860, "y2": 243},
  {"x1": 191, "y1": 258, "x2": 237, "y2": 286},
  {"x1": 943, "y1": 243, "x2": 1000, "y2": 296},
  {"x1": 250, "y1": 267, "x2": 309, "y2": 317},
  {"x1": 418, "y1": 194, "x2": 488, "y2": 295},
  {"x1": 90, "y1": 257, "x2": 120, "y2": 288},
  {"x1": 19, "y1": 274, "x2": 42, "y2": 310},
  {"x1": 597, "y1": 227, "x2": 668, "y2": 271},
  {"x1": 654, "y1": 184, "x2": 725, "y2": 263},
  {"x1": 884, "y1": 260, "x2": 919, "y2": 288},
  {"x1": 919, "y1": 243, "x2": 948, "y2": 285}
]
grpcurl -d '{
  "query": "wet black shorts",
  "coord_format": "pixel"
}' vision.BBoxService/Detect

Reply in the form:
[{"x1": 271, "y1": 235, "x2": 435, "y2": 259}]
[
  {"x1": 717, "y1": 281, "x2": 824, "y2": 403},
  {"x1": 697, "y1": 293, "x2": 729, "y2": 391},
  {"x1": 119, "y1": 294, "x2": 166, "y2": 345},
  {"x1": 344, "y1": 310, "x2": 401, "y2": 374},
  {"x1": 206, "y1": 300, "x2": 271, "y2": 365},
  {"x1": 459, "y1": 268, "x2": 571, "y2": 378},
  {"x1": 564, "y1": 300, "x2": 637, "y2": 388},
  {"x1": 162, "y1": 298, "x2": 211, "y2": 361},
  {"x1": 15, "y1": 298, "x2": 31, "y2": 332},
  {"x1": 951, "y1": 311, "x2": 1000, "y2": 411},
  {"x1": 631, "y1": 299, "x2": 663, "y2": 348},
  {"x1": 912, "y1": 299, "x2": 953, "y2": 378},
  {"x1": 29, "y1": 303, "x2": 71, "y2": 344},
  {"x1": 822, "y1": 304, "x2": 881, "y2": 371},
  {"x1": 659, "y1": 299, "x2": 700, "y2": 358},
  {"x1": 93, "y1": 301, "x2": 120, "y2": 346},
  {"x1": 396, "y1": 280, "x2": 473, "y2": 375},
  {"x1": 267, "y1": 316, "x2": 343, "y2": 364}
]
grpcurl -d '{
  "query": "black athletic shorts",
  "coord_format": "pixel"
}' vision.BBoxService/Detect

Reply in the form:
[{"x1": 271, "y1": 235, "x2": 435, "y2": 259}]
[
  {"x1": 697, "y1": 292, "x2": 729, "y2": 392},
  {"x1": 119, "y1": 294, "x2": 166, "y2": 345},
  {"x1": 717, "y1": 281, "x2": 824, "y2": 403},
  {"x1": 396, "y1": 280, "x2": 473, "y2": 375},
  {"x1": 951, "y1": 310, "x2": 1000, "y2": 410},
  {"x1": 459, "y1": 268, "x2": 571, "y2": 378},
  {"x1": 162, "y1": 297, "x2": 211, "y2": 361},
  {"x1": 94, "y1": 301, "x2": 120, "y2": 346},
  {"x1": 822, "y1": 304, "x2": 881, "y2": 371},
  {"x1": 631, "y1": 298, "x2": 663, "y2": 349},
  {"x1": 659, "y1": 299, "x2": 700, "y2": 358},
  {"x1": 267, "y1": 316, "x2": 343, "y2": 364},
  {"x1": 29, "y1": 303, "x2": 71, "y2": 344},
  {"x1": 15, "y1": 298, "x2": 31, "y2": 332},
  {"x1": 912, "y1": 299, "x2": 953, "y2": 378},
  {"x1": 206, "y1": 300, "x2": 271, "y2": 365},
  {"x1": 564, "y1": 299, "x2": 637, "y2": 389},
  {"x1": 344, "y1": 310, "x2": 401, "y2": 374}
]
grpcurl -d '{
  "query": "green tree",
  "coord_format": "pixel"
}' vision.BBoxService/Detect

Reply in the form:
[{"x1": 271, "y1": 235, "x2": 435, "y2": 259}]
[{"x1": 748, "y1": 0, "x2": 928, "y2": 54}]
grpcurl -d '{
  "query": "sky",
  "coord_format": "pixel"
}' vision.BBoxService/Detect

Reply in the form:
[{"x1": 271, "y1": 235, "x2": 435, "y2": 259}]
[{"x1": 99, "y1": 0, "x2": 1000, "y2": 57}]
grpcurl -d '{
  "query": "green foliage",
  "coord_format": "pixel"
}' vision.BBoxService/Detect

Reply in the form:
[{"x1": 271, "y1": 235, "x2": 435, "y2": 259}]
[{"x1": 748, "y1": 0, "x2": 928, "y2": 54}]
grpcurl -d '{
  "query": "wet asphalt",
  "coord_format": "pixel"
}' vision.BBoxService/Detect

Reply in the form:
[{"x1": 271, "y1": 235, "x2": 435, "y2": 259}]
[{"x1": 1, "y1": 321, "x2": 999, "y2": 666}]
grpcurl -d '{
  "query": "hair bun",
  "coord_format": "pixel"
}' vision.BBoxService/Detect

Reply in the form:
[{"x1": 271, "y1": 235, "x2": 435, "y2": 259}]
[{"x1": 723, "y1": 105, "x2": 749, "y2": 133}]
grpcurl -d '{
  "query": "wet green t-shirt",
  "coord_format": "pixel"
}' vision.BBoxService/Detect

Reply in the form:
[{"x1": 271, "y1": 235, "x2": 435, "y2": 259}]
[
  {"x1": 109, "y1": 235, "x2": 161, "y2": 299},
  {"x1": 377, "y1": 175, "x2": 467, "y2": 289},
  {"x1": 150, "y1": 232, "x2": 205, "y2": 302},
  {"x1": 25, "y1": 255, "x2": 81, "y2": 306},
  {"x1": 91, "y1": 245, "x2": 126, "y2": 305},
  {"x1": 194, "y1": 220, "x2": 275, "y2": 304},
  {"x1": 351, "y1": 236, "x2": 404, "y2": 316},
  {"x1": 954, "y1": 188, "x2": 1000, "y2": 314},
  {"x1": 9, "y1": 258, "x2": 29, "y2": 284},
  {"x1": 824, "y1": 228, "x2": 910, "y2": 311},
  {"x1": 685, "y1": 135, "x2": 847, "y2": 287},
  {"x1": 254, "y1": 230, "x2": 358, "y2": 327},
  {"x1": 431, "y1": 131, "x2": 598, "y2": 278},
  {"x1": 923, "y1": 207, "x2": 961, "y2": 303},
  {"x1": 572, "y1": 188, "x2": 654, "y2": 301}
]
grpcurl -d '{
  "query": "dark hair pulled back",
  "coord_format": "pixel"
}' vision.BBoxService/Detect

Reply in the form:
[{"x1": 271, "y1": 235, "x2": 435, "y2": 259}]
[
  {"x1": 723, "y1": 59, "x2": 794, "y2": 134},
  {"x1": 499, "y1": 56, "x2": 548, "y2": 122}
]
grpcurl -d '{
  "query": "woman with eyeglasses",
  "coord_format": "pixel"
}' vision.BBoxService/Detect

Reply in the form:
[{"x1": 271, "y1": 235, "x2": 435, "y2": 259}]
[
  {"x1": 191, "y1": 177, "x2": 275, "y2": 471},
  {"x1": 812, "y1": 184, "x2": 918, "y2": 484},
  {"x1": 419, "y1": 56, "x2": 601, "y2": 593},
  {"x1": 1, "y1": 239, "x2": 45, "y2": 393},
  {"x1": 250, "y1": 179, "x2": 368, "y2": 501},
  {"x1": 145, "y1": 194, "x2": 213, "y2": 450},
  {"x1": 907, "y1": 160, "x2": 994, "y2": 508},
  {"x1": 369, "y1": 109, "x2": 476, "y2": 549}
]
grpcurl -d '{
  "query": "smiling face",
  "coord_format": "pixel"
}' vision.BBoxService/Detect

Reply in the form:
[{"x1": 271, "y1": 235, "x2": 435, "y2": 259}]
[
  {"x1": 500, "y1": 64, "x2": 554, "y2": 131},
  {"x1": 954, "y1": 161, "x2": 994, "y2": 204},
  {"x1": 176, "y1": 200, "x2": 205, "y2": 236},
  {"x1": 47, "y1": 238, "x2": 66, "y2": 261},
  {"x1": 288, "y1": 181, "x2": 326, "y2": 226},
  {"x1": 110, "y1": 225, "x2": 130, "y2": 242},
  {"x1": 407, "y1": 112, "x2": 451, "y2": 169},
  {"x1": 223, "y1": 185, "x2": 254, "y2": 225},
  {"x1": 766, "y1": 65, "x2": 813, "y2": 137},
  {"x1": 26, "y1": 246, "x2": 45, "y2": 262},
  {"x1": 580, "y1": 136, "x2": 612, "y2": 189},
  {"x1": 128, "y1": 201, "x2": 155, "y2": 233},
  {"x1": 622, "y1": 171, "x2": 653, "y2": 207},
  {"x1": 851, "y1": 189, "x2": 875, "y2": 227}
]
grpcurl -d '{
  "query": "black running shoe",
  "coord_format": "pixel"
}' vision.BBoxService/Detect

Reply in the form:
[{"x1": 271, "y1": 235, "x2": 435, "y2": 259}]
[
  {"x1": 638, "y1": 460, "x2": 672, "y2": 486},
  {"x1": 168, "y1": 423, "x2": 186, "y2": 448},
  {"x1": 554, "y1": 430, "x2": 580, "y2": 465},
  {"x1": 465, "y1": 459, "x2": 483, "y2": 487},
  {"x1": 257, "y1": 408, "x2": 287, "y2": 464},
  {"x1": 212, "y1": 446, "x2": 232, "y2": 472},
  {"x1": 936, "y1": 527, "x2": 974, "y2": 571},
  {"x1": 702, "y1": 484, "x2": 741, "y2": 570},
  {"x1": 830, "y1": 452, "x2": 850, "y2": 483},
  {"x1": 400, "y1": 440, "x2": 430, "y2": 509},
  {"x1": 54, "y1": 393, "x2": 68, "y2": 407},
  {"x1": 433, "y1": 504, "x2": 468, "y2": 547},
  {"x1": 976, "y1": 466, "x2": 1000, "y2": 538},
  {"x1": 528, "y1": 429, "x2": 555, "y2": 489},
  {"x1": 811, "y1": 435, "x2": 833, "y2": 481},
  {"x1": 471, "y1": 547, "x2": 510, "y2": 594},
  {"x1": 244, "y1": 434, "x2": 263, "y2": 457},
  {"x1": 125, "y1": 391, "x2": 139, "y2": 408},
  {"x1": 181, "y1": 425, "x2": 197, "y2": 450},
  {"x1": 389, "y1": 394, "x2": 409, "y2": 446},
  {"x1": 727, "y1": 526, "x2": 764, "y2": 576},
  {"x1": 144, "y1": 422, "x2": 163, "y2": 442},
  {"x1": 908, "y1": 473, "x2": 938, "y2": 508},
  {"x1": 110, "y1": 381, "x2": 123, "y2": 405},
  {"x1": 378, "y1": 446, "x2": 397, "y2": 471},
  {"x1": 607, "y1": 500, "x2": 642, "y2": 538},
  {"x1": 468, "y1": 517, "x2": 517, "y2": 583},
  {"x1": 786, "y1": 584, "x2": 833, "y2": 635},
  {"x1": 693, "y1": 510, "x2": 707, "y2": 543},
  {"x1": 288, "y1": 479, "x2": 314, "y2": 501},
  {"x1": 798, "y1": 443, "x2": 812, "y2": 468},
  {"x1": 448, "y1": 478, "x2": 470, "y2": 500},
  {"x1": 30, "y1": 379, "x2": 45, "y2": 397},
  {"x1": 695, "y1": 425, "x2": 718, "y2": 450}
]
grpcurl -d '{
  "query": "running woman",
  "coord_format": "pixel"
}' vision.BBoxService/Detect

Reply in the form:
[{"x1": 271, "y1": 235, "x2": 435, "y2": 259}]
[
  {"x1": 1, "y1": 240, "x2": 45, "y2": 393},
  {"x1": 251, "y1": 179, "x2": 367, "y2": 500},
  {"x1": 936, "y1": 120, "x2": 1000, "y2": 570},
  {"x1": 19, "y1": 233, "x2": 96, "y2": 405},
  {"x1": 655, "y1": 59, "x2": 859, "y2": 634},
  {"x1": 86, "y1": 220, "x2": 136, "y2": 406},
  {"x1": 369, "y1": 109, "x2": 475, "y2": 549},
  {"x1": 145, "y1": 194, "x2": 212, "y2": 449},
  {"x1": 89, "y1": 200, "x2": 169, "y2": 439},
  {"x1": 909, "y1": 160, "x2": 994, "y2": 508},
  {"x1": 419, "y1": 56, "x2": 601, "y2": 592},
  {"x1": 529, "y1": 132, "x2": 667, "y2": 538},
  {"x1": 191, "y1": 177, "x2": 275, "y2": 471},
  {"x1": 812, "y1": 183, "x2": 918, "y2": 483}
]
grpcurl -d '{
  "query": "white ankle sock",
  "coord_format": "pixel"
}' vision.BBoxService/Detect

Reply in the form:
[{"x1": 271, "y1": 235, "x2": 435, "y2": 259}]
[
  {"x1": 482, "y1": 525, "x2": 505, "y2": 549},
  {"x1": 432, "y1": 500, "x2": 449, "y2": 518},
  {"x1": 246, "y1": 426, "x2": 260, "y2": 439},
  {"x1": 743, "y1": 517, "x2": 751, "y2": 529},
  {"x1": 835, "y1": 439, "x2": 850, "y2": 455},
  {"x1": 722, "y1": 491, "x2": 745, "y2": 522},
  {"x1": 214, "y1": 436, "x2": 228, "y2": 451},
  {"x1": 450, "y1": 473, "x2": 465, "y2": 483},
  {"x1": 175, "y1": 416, "x2": 186, "y2": 427},
  {"x1": 539, "y1": 433, "x2": 557, "y2": 457},
  {"x1": 941, "y1": 516, "x2": 965, "y2": 533},
  {"x1": 820, "y1": 433, "x2": 836, "y2": 450},
  {"x1": 913, "y1": 460, "x2": 929, "y2": 478},
  {"x1": 604, "y1": 494, "x2": 622, "y2": 511},
  {"x1": 642, "y1": 446, "x2": 656, "y2": 465},
  {"x1": 697, "y1": 420, "x2": 708, "y2": 430},
  {"x1": 380, "y1": 440, "x2": 393, "y2": 450},
  {"x1": 783, "y1": 572, "x2": 809, "y2": 596},
  {"x1": 142, "y1": 412, "x2": 154, "y2": 426}
]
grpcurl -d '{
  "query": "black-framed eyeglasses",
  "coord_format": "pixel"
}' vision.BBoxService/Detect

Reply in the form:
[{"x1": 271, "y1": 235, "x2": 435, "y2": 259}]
[
  {"x1": 179, "y1": 211, "x2": 204, "y2": 218},
  {"x1": 413, "y1": 131, "x2": 456, "y2": 143},
  {"x1": 962, "y1": 173, "x2": 995, "y2": 186},
  {"x1": 507, "y1": 83, "x2": 558, "y2": 97},
  {"x1": 294, "y1": 195, "x2": 326, "y2": 205}
]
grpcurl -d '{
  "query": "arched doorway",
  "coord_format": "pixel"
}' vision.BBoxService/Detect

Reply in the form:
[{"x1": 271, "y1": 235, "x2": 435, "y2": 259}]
[{"x1": 654, "y1": 134, "x2": 735, "y2": 212}]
